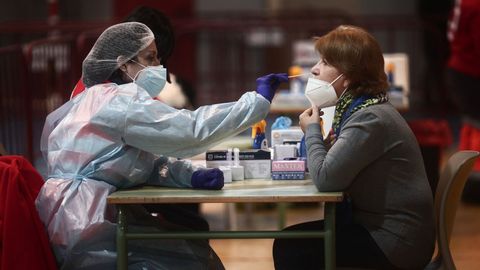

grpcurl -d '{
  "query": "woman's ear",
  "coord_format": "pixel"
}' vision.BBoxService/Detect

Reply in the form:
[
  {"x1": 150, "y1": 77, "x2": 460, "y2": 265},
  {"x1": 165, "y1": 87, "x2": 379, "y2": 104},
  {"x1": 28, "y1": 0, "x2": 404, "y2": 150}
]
[
  {"x1": 118, "y1": 64, "x2": 127, "y2": 73},
  {"x1": 342, "y1": 78, "x2": 350, "y2": 88},
  {"x1": 117, "y1": 55, "x2": 128, "y2": 73}
]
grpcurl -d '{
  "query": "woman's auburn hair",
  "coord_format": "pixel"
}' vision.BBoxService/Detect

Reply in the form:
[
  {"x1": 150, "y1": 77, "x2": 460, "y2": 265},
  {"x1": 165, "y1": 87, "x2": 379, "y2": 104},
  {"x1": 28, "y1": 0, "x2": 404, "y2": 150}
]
[{"x1": 314, "y1": 25, "x2": 388, "y2": 96}]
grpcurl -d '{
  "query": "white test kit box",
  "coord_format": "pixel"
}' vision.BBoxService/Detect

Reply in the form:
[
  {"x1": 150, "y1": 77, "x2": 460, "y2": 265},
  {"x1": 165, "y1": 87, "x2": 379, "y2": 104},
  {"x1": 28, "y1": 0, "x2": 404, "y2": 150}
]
[
  {"x1": 271, "y1": 128, "x2": 304, "y2": 147},
  {"x1": 273, "y1": 144, "x2": 297, "y2": 161},
  {"x1": 206, "y1": 149, "x2": 271, "y2": 179}
]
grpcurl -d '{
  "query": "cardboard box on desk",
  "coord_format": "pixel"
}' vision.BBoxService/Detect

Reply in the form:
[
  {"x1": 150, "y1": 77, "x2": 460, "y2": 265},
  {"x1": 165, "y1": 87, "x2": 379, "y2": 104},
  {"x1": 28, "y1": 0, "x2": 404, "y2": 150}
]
[
  {"x1": 206, "y1": 149, "x2": 271, "y2": 179},
  {"x1": 271, "y1": 128, "x2": 304, "y2": 147},
  {"x1": 271, "y1": 160, "x2": 305, "y2": 180},
  {"x1": 273, "y1": 144, "x2": 298, "y2": 161}
]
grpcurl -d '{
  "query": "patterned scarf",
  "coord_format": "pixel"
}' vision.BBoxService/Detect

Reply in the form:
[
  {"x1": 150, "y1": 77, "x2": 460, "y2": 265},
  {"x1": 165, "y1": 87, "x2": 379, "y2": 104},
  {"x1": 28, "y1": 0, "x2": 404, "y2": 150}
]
[{"x1": 332, "y1": 91, "x2": 389, "y2": 138}]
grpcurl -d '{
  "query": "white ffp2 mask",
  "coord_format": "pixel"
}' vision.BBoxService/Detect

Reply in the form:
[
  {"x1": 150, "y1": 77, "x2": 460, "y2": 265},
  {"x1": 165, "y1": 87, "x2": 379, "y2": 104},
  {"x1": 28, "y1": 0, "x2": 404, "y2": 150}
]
[
  {"x1": 126, "y1": 60, "x2": 167, "y2": 98},
  {"x1": 135, "y1": 65, "x2": 167, "y2": 97},
  {"x1": 305, "y1": 74, "x2": 343, "y2": 108}
]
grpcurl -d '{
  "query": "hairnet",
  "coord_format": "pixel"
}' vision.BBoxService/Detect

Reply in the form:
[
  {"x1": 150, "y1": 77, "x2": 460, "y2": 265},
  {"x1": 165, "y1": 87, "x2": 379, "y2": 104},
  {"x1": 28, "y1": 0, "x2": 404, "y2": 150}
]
[{"x1": 82, "y1": 22, "x2": 155, "y2": 87}]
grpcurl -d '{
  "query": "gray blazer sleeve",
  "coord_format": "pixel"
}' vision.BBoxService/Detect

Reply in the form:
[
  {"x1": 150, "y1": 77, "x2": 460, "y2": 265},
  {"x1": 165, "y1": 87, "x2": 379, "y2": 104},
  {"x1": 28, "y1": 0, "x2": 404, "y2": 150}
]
[{"x1": 305, "y1": 111, "x2": 385, "y2": 191}]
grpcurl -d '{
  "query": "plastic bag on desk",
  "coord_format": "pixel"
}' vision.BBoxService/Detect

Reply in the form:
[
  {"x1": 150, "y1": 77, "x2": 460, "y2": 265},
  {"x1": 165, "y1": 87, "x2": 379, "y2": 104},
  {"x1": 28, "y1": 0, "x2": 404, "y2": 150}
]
[{"x1": 272, "y1": 116, "x2": 292, "y2": 130}]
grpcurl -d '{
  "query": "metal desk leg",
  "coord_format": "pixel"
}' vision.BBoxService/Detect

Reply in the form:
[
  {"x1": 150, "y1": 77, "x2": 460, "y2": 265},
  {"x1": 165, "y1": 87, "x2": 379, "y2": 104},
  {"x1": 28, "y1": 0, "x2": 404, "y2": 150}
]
[
  {"x1": 324, "y1": 202, "x2": 336, "y2": 270},
  {"x1": 277, "y1": 202, "x2": 287, "y2": 229},
  {"x1": 117, "y1": 205, "x2": 128, "y2": 270},
  {"x1": 226, "y1": 203, "x2": 238, "y2": 230},
  {"x1": 245, "y1": 203, "x2": 254, "y2": 228}
]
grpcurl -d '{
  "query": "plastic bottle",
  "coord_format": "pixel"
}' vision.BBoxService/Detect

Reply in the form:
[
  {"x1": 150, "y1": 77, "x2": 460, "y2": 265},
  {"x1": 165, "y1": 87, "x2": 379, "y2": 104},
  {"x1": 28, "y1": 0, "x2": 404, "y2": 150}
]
[
  {"x1": 251, "y1": 120, "x2": 268, "y2": 149},
  {"x1": 385, "y1": 62, "x2": 404, "y2": 107},
  {"x1": 386, "y1": 62, "x2": 395, "y2": 85},
  {"x1": 231, "y1": 148, "x2": 244, "y2": 181}
]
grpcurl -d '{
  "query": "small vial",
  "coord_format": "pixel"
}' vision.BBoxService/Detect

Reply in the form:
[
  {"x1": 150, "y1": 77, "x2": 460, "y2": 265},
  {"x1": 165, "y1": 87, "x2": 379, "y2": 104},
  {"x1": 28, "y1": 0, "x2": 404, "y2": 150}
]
[{"x1": 231, "y1": 148, "x2": 244, "y2": 181}]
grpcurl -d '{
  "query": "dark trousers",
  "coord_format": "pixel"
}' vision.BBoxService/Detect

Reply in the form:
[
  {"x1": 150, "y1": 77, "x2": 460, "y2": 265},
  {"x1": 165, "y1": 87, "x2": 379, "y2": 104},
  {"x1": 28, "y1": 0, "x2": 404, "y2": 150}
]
[
  {"x1": 144, "y1": 203, "x2": 226, "y2": 269},
  {"x1": 143, "y1": 203, "x2": 210, "y2": 231},
  {"x1": 273, "y1": 220, "x2": 399, "y2": 270},
  {"x1": 447, "y1": 68, "x2": 480, "y2": 202}
]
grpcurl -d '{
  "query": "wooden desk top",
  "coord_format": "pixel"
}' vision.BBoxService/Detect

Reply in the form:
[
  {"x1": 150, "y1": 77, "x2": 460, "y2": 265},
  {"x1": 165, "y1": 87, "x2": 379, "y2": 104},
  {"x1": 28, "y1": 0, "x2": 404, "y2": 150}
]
[{"x1": 107, "y1": 179, "x2": 343, "y2": 204}]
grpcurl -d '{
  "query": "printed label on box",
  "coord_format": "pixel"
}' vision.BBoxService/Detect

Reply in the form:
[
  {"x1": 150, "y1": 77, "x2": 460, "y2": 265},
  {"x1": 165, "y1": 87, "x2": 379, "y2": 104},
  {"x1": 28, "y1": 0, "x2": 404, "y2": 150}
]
[
  {"x1": 271, "y1": 171, "x2": 305, "y2": 180},
  {"x1": 271, "y1": 160, "x2": 305, "y2": 172}
]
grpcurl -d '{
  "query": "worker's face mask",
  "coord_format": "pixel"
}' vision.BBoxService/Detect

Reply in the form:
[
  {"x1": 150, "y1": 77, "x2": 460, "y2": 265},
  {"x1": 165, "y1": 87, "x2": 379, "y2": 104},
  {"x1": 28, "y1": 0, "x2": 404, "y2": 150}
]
[
  {"x1": 127, "y1": 61, "x2": 167, "y2": 98},
  {"x1": 305, "y1": 74, "x2": 344, "y2": 108}
]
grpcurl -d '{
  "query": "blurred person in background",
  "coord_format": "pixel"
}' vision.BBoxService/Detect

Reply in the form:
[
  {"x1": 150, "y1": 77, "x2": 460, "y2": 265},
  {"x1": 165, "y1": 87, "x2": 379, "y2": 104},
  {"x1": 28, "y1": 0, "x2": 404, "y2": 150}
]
[
  {"x1": 446, "y1": 0, "x2": 480, "y2": 203},
  {"x1": 158, "y1": 73, "x2": 197, "y2": 110}
]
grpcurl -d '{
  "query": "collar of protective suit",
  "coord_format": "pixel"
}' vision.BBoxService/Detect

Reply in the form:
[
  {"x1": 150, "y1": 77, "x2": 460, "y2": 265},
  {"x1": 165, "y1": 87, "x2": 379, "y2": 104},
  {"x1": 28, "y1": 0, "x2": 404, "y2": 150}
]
[
  {"x1": 0, "y1": 156, "x2": 57, "y2": 270},
  {"x1": 70, "y1": 78, "x2": 161, "y2": 101}
]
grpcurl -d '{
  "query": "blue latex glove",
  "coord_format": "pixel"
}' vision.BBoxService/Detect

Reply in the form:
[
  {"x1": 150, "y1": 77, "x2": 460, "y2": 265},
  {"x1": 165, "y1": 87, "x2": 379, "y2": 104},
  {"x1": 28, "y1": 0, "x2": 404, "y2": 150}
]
[
  {"x1": 191, "y1": 168, "x2": 224, "y2": 190},
  {"x1": 256, "y1": 73, "x2": 289, "y2": 102}
]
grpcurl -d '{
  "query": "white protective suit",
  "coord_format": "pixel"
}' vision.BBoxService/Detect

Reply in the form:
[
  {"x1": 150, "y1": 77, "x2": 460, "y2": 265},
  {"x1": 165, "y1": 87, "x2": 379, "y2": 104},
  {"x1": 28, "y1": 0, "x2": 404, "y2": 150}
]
[
  {"x1": 36, "y1": 82, "x2": 270, "y2": 269},
  {"x1": 35, "y1": 21, "x2": 271, "y2": 270}
]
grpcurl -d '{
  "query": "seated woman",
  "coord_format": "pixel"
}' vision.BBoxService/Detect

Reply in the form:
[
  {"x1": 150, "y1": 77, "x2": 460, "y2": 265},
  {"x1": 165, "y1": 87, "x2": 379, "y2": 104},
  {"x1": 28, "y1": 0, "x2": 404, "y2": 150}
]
[
  {"x1": 273, "y1": 25, "x2": 435, "y2": 270},
  {"x1": 36, "y1": 22, "x2": 287, "y2": 270}
]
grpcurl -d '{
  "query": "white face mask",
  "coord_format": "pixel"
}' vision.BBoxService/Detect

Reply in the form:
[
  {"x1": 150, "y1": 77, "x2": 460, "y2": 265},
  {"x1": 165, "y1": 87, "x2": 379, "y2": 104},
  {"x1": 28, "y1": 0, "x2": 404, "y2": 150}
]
[
  {"x1": 305, "y1": 74, "x2": 344, "y2": 108},
  {"x1": 126, "y1": 61, "x2": 167, "y2": 98}
]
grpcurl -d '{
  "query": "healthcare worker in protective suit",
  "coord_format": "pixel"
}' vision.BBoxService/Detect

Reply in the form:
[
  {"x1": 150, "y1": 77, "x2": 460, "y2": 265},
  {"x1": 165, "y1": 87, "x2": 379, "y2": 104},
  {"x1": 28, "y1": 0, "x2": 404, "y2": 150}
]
[{"x1": 36, "y1": 22, "x2": 287, "y2": 270}]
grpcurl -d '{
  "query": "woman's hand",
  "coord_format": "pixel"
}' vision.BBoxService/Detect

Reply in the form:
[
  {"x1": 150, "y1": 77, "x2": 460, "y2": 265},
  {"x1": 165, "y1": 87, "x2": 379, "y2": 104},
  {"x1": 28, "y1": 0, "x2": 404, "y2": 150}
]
[{"x1": 299, "y1": 106, "x2": 324, "y2": 133}]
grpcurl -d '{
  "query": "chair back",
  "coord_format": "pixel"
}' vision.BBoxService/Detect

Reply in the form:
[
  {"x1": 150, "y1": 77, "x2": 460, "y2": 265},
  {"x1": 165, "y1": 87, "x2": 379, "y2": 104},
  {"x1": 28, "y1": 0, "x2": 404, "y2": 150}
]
[
  {"x1": 429, "y1": 150, "x2": 479, "y2": 270},
  {"x1": 0, "y1": 155, "x2": 58, "y2": 269}
]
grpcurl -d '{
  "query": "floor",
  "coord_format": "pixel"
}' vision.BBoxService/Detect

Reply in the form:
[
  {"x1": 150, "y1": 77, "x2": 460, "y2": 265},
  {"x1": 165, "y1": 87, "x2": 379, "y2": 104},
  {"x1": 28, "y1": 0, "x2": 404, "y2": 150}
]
[{"x1": 201, "y1": 200, "x2": 480, "y2": 270}]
